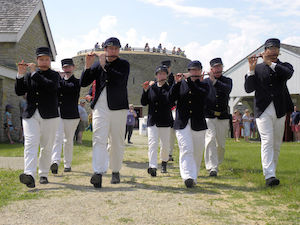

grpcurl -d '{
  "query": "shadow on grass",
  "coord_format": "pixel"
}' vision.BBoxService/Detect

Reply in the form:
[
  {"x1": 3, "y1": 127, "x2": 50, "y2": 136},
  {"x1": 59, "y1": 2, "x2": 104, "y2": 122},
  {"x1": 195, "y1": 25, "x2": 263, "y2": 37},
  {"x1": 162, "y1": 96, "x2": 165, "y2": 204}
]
[{"x1": 123, "y1": 160, "x2": 148, "y2": 169}]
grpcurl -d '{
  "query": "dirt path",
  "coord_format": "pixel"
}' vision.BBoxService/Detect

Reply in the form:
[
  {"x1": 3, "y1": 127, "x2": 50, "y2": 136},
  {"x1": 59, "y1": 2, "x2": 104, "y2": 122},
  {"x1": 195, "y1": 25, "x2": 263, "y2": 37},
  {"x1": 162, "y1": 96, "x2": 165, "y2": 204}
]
[{"x1": 0, "y1": 132, "x2": 263, "y2": 225}]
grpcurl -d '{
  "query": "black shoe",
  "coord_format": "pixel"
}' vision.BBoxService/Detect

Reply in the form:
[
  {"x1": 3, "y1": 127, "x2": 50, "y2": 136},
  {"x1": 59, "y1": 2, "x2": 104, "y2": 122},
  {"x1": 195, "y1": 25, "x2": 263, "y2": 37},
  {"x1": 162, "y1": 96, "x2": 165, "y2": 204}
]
[
  {"x1": 168, "y1": 155, "x2": 174, "y2": 162},
  {"x1": 19, "y1": 173, "x2": 35, "y2": 188},
  {"x1": 147, "y1": 168, "x2": 157, "y2": 177},
  {"x1": 161, "y1": 161, "x2": 167, "y2": 173},
  {"x1": 209, "y1": 171, "x2": 217, "y2": 177},
  {"x1": 266, "y1": 177, "x2": 280, "y2": 187},
  {"x1": 90, "y1": 173, "x2": 102, "y2": 188},
  {"x1": 50, "y1": 163, "x2": 58, "y2": 174},
  {"x1": 64, "y1": 167, "x2": 71, "y2": 172},
  {"x1": 128, "y1": 141, "x2": 133, "y2": 144},
  {"x1": 111, "y1": 172, "x2": 120, "y2": 184},
  {"x1": 184, "y1": 178, "x2": 195, "y2": 188},
  {"x1": 39, "y1": 176, "x2": 49, "y2": 184}
]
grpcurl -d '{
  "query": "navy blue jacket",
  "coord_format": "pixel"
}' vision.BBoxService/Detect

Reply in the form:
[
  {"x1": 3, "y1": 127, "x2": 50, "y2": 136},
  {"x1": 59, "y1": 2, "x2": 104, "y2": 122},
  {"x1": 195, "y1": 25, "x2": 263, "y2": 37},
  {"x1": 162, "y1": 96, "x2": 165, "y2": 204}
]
[
  {"x1": 15, "y1": 69, "x2": 60, "y2": 119},
  {"x1": 203, "y1": 76, "x2": 232, "y2": 119},
  {"x1": 58, "y1": 75, "x2": 80, "y2": 119},
  {"x1": 80, "y1": 58, "x2": 130, "y2": 110},
  {"x1": 244, "y1": 60, "x2": 294, "y2": 118},
  {"x1": 141, "y1": 82, "x2": 173, "y2": 127},
  {"x1": 169, "y1": 78, "x2": 209, "y2": 131}
]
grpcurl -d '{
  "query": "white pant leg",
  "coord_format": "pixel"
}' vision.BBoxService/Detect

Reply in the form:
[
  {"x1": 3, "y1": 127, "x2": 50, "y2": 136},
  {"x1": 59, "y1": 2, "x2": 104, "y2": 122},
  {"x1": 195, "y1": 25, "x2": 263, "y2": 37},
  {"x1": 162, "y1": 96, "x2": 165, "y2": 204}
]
[
  {"x1": 273, "y1": 116, "x2": 285, "y2": 168},
  {"x1": 108, "y1": 109, "x2": 127, "y2": 172},
  {"x1": 38, "y1": 114, "x2": 59, "y2": 178},
  {"x1": 256, "y1": 103, "x2": 285, "y2": 179},
  {"x1": 51, "y1": 117, "x2": 64, "y2": 165},
  {"x1": 215, "y1": 119, "x2": 229, "y2": 166},
  {"x1": 92, "y1": 89, "x2": 110, "y2": 174},
  {"x1": 204, "y1": 118, "x2": 218, "y2": 172},
  {"x1": 63, "y1": 118, "x2": 80, "y2": 168},
  {"x1": 148, "y1": 126, "x2": 159, "y2": 168},
  {"x1": 176, "y1": 123, "x2": 197, "y2": 181},
  {"x1": 169, "y1": 109, "x2": 176, "y2": 156},
  {"x1": 192, "y1": 130, "x2": 206, "y2": 177},
  {"x1": 158, "y1": 127, "x2": 171, "y2": 162},
  {"x1": 22, "y1": 111, "x2": 41, "y2": 180}
]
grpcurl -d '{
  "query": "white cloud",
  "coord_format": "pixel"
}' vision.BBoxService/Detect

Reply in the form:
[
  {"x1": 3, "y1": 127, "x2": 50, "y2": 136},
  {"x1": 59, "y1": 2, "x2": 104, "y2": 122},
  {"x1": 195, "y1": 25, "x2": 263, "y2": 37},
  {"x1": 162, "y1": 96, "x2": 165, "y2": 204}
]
[
  {"x1": 99, "y1": 15, "x2": 118, "y2": 32},
  {"x1": 140, "y1": 0, "x2": 237, "y2": 19},
  {"x1": 282, "y1": 36, "x2": 300, "y2": 46}
]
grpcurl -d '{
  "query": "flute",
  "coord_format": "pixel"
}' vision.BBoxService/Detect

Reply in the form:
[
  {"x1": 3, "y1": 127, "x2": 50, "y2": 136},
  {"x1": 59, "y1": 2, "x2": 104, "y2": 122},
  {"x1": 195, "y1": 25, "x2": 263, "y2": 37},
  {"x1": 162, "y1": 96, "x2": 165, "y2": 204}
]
[{"x1": 87, "y1": 53, "x2": 118, "y2": 58}]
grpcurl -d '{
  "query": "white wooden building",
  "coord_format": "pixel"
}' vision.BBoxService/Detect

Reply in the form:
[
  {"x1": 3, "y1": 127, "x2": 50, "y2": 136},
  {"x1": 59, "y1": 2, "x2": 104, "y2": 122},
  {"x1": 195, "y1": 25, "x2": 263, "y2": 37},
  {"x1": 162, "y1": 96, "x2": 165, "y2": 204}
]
[{"x1": 224, "y1": 43, "x2": 300, "y2": 113}]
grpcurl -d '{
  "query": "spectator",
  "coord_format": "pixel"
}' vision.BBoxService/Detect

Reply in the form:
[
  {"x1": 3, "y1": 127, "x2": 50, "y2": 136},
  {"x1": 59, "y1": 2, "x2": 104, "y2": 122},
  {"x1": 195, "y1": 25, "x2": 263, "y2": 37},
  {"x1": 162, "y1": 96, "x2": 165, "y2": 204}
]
[
  {"x1": 124, "y1": 43, "x2": 129, "y2": 51},
  {"x1": 4, "y1": 104, "x2": 17, "y2": 144},
  {"x1": 162, "y1": 47, "x2": 166, "y2": 54},
  {"x1": 232, "y1": 110, "x2": 241, "y2": 142},
  {"x1": 157, "y1": 43, "x2": 162, "y2": 53},
  {"x1": 101, "y1": 42, "x2": 105, "y2": 48},
  {"x1": 19, "y1": 94, "x2": 27, "y2": 142},
  {"x1": 152, "y1": 46, "x2": 156, "y2": 53},
  {"x1": 250, "y1": 112, "x2": 256, "y2": 139},
  {"x1": 76, "y1": 100, "x2": 88, "y2": 144},
  {"x1": 290, "y1": 106, "x2": 300, "y2": 142},
  {"x1": 242, "y1": 109, "x2": 251, "y2": 142},
  {"x1": 144, "y1": 43, "x2": 150, "y2": 52},
  {"x1": 86, "y1": 112, "x2": 93, "y2": 132},
  {"x1": 125, "y1": 104, "x2": 137, "y2": 144},
  {"x1": 172, "y1": 47, "x2": 176, "y2": 54},
  {"x1": 94, "y1": 42, "x2": 100, "y2": 50}
]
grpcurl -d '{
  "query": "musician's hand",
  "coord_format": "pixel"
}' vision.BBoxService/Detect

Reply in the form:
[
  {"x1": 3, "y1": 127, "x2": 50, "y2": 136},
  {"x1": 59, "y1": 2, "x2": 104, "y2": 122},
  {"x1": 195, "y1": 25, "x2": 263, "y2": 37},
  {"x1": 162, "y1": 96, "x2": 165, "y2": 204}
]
[
  {"x1": 85, "y1": 52, "x2": 95, "y2": 69},
  {"x1": 17, "y1": 60, "x2": 27, "y2": 75},
  {"x1": 149, "y1": 81, "x2": 155, "y2": 86},
  {"x1": 209, "y1": 71, "x2": 216, "y2": 82},
  {"x1": 27, "y1": 63, "x2": 36, "y2": 73},
  {"x1": 262, "y1": 52, "x2": 272, "y2": 66},
  {"x1": 142, "y1": 81, "x2": 150, "y2": 91},
  {"x1": 98, "y1": 53, "x2": 106, "y2": 69},
  {"x1": 175, "y1": 73, "x2": 183, "y2": 83},
  {"x1": 59, "y1": 72, "x2": 66, "y2": 79},
  {"x1": 248, "y1": 55, "x2": 258, "y2": 71}
]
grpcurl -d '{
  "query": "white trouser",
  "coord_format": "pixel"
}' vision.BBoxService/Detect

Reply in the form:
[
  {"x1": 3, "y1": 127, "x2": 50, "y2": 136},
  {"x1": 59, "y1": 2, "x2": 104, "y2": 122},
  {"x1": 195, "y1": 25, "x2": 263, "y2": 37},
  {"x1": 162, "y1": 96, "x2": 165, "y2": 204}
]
[
  {"x1": 169, "y1": 109, "x2": 176, "y2": 156},
  {"x1": 256, "y1": 102, "x2": 285, "y2": 179},
  {"x1": 22, "y1": 111, "x2": 59, "y2": 179},
  {"x1": 51, "y1": 117, "x2": 80, "y2": 168},
  {"x1": 176, "y1": 121, "x2": 206, "y2": 182},
  {"x1": 148, "y1": 126, "x2": 170, "y2": 168},
  {"x1": 204, "y1": 118, "x2": 229, "y2": 172},
  {"x1": 92, "y1": 88, "x2": 127, "y2": 174}
]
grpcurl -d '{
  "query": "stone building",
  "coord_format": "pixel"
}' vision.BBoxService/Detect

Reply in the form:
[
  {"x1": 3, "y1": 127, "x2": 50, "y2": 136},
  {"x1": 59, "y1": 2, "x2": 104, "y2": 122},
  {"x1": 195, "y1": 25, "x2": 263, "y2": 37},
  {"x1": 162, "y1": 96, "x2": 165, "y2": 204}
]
[{"x1": 0, "y1": 0, "x2": 56, "y2": 142}]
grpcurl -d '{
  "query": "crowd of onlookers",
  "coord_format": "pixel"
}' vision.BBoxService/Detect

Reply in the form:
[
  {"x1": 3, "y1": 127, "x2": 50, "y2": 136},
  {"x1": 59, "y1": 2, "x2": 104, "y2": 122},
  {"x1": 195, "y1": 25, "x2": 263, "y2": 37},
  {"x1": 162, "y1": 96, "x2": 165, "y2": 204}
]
[
  {"x1": 93, "y1": 42, "x2": 186, "y2": 57},
  {"x1": 232, "y1": 109, "x2": 256, "y2": 142}
]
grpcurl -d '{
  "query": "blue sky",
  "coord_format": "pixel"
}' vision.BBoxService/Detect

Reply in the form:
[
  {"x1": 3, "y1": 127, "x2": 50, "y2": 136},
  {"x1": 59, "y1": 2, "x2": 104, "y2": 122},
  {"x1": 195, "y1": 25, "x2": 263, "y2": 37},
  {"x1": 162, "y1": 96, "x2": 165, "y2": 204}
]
[{"x1": 44, "y1": 0, "x2": 300, "y2": 71}]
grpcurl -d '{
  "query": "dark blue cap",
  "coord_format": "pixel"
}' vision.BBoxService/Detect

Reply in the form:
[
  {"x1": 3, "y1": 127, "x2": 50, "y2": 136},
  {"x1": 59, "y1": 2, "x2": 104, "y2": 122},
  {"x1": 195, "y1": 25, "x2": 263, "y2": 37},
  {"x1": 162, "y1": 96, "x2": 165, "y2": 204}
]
[
  {"x1": 104, "y1": 37, "x2": 121, "y2": 48},
  {"x1": 161, "y1": 60, "x2": 171, "y2": 68},
  {"x1": 61, "y1": 58, "x2": 74, "y2": 67},
  {"x1": 5, "y1": 104, "x2": 12, "y2": 111},
  {"x1": 188, "y1": 60, "x2": 202, "y2": 70},
  {"x1": 155, "y1": 65, "x2": 168, "y2": 74},
  {"x1": 210, "y1": 58, "x2": 223, "y2": 67},
  {"x1": 265, "y1": 38, "x2": 280, "y2": 48},
  {"x1": 36, "y1": 47, "x2": 51, "y2": 57}
]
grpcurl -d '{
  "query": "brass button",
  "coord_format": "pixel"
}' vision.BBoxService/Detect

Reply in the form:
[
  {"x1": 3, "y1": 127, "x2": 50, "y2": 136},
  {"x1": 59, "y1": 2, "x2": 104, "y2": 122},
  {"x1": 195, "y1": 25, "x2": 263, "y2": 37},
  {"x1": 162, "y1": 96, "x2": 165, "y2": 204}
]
[
  {"x1": 216, "y1": 105, "x2": 219, "y2": 107},
  {"x1": 36, "y1": 103, "x2": 38, "y2": 106},
  {"x1": 106, "y1": 80, "x2": 108, "y2": 83},
  {"x1": 59, "y1": 102, "x2": 62, "y2": 104},
  {"x1": 270, "y1": 84, "x2": 272, "y2": 87},
  {"x1": 189, "y1": 101, "x2": 191, "y2": 104},
  {"x1": 155, "y1": 102, "x2": 158, "y2": 105},
  {"x1": 216, "y1": 95, "x2": 219, "y2": 97},
  {"x1": 189, "y1": 91, "x2": 192, "y2": 94},
  {"x1": 155, "y1": 110, "x2": 157, "y2": 112},
  {"x1": 190, "y1": 110, "x2": 192, "y2": 113},
  {"x1": 36, "y1": 92, "x2": 39, "y2": 95},
  {"x1": 60, "y1": 94, "x2": 63, "y2": 96}
]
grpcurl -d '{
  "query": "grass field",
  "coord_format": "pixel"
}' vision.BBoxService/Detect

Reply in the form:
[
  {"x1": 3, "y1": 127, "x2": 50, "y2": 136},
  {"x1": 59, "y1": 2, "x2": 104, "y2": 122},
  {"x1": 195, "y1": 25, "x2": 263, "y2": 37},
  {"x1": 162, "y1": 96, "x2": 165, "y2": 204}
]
[{"x1": 0, "y1": 131, "x2": 300, "y2": 224}]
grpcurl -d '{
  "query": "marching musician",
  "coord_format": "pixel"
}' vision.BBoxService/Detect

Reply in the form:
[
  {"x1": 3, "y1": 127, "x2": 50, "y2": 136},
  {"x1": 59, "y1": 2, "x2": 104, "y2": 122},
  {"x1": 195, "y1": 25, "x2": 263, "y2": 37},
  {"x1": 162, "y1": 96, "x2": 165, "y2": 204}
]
[
  {"x1": 141, "y1": 65, "x2": 174, "y2": 176},
  {"x1": 50, "y1": 58, "x2": 80, "y2": 174},
  {"x1": 80, "y1": 37, "x2": 130, "y2": 188},
  {"x1": 15, "y1": 47, "x2": 60, "y2": 188},
  {"x1": 169, "y1": 61, "x2": 209, "y2": 188},
  {"x1": 245, "y1": 38, "x2": 294, "y2": 187},
  {"x1": 203, "y1": 58, "x2": 232, "y2": 177}
]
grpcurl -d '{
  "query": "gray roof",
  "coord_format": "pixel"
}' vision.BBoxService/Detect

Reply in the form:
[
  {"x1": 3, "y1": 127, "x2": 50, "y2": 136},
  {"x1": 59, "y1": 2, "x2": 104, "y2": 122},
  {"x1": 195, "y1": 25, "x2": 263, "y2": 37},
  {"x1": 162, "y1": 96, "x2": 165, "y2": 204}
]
[
  {"x1": 0, "y1": 0, "x2": 40, "y2": 33},
  {"x1": 281, "y1": 43, "x2": 300, "y2": 55}
]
